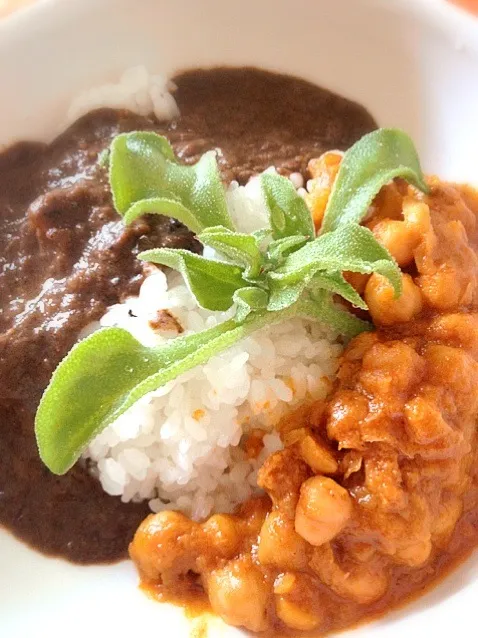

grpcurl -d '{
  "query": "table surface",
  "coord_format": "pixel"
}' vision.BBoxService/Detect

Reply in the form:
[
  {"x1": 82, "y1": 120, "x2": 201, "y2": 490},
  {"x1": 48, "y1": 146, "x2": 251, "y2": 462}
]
[{"x1": 453, "y1": 0, "x2": 478, "y2": 10}]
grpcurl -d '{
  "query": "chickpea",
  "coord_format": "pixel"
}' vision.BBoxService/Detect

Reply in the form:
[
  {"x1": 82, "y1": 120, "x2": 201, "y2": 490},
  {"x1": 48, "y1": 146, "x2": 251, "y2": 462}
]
[
  {"x1": 360, "y1": 341, "x2": 425, "y2": 396},
  {"x1": 343, "y1": 331, "x2": 379, "y2": 363},
  {"x1": 295, "y1": 476, "x2": 352, "y2": 546},
  {"x1": 428, "y1": 313, "x2": 478, "y2": 356},
  {"x1": 239, "y1": 496, "x2": 270, "y2": 536},
  {"x1": 283, "y1": 428, "x2": 338, "y2": 475},
  {"x1": 306, "y1": 151, "x2": 343, "y2": 230},
  {"x1": 327, "y1": 390, "x2": 370, "y2": 449},
  {"x1": 283, "y1": 426, "x2": 309, "y2": 447},
  {"x1": 367, "y1": 182, "x2": 404, "y2": 223},
  {"x1": 305, "y1": 187, "x2": 329, "y2": 230},
  {"x1": 343, "y1": 271, "x2": 370, "y2": 294},
  {"x1": 418, "y1": 268, "x2": 465, "y2": 310},
  {"x1": 404, "y1": 396, "x2": 453, "y2": 444},
  {"x1": 365, "y1": 273, "x2": 423, "y2": 325},
  {"x1": 308, "y1": 151, "x2": 343, "y2": 180},
  {"x1": 201, "y1": 514, "x2": 240, "y2": 559},
  {"x1": 402, "y1": 197, "x2": 432, "y2": 236},
  {"x1": 395, "y1": 538, "x2": 432, "y2": 567},
  {"x1": 299, "y1": 432, "x2": 338, "y2": 474},
  {"x1": 274, "y1": 573, "x2": 297, "y2": 595},
  {"x1": 424, "y1": 344, "x2": 478, "y2": 398},
  {"x1": 310, "y1": 544, "x2": 388, "y2": 604},
  {"x1": 129, "y1": 511, "x2": 200, "y2": 581},
  {"x1": 258, "y1": 510, "x2": 309, "y2": 570},
  {"x1": 372, "y1": 218, "x2": 419, "y2": 267},
  {"x1": 276, "y1": 596, "x2": 321, "y2": 631},
  {"x1": 204, "y1": 558, "x2": 269, "y2": 632}
]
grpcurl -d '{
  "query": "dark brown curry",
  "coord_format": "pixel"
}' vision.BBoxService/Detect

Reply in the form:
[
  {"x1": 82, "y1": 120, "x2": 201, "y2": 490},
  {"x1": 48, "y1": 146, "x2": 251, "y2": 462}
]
[{"x1": 0, "y1": 67, "x2": 375, "y2": 562}]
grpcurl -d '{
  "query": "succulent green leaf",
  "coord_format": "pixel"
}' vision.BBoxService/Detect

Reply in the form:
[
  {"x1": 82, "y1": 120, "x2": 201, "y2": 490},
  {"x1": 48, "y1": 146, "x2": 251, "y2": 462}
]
[
  {"x1": 252, "y1": 229, "x2": 271, "y2": 244},
  {"x1": 35, "y1": 310, "x2": 295, "y2": 475},
  {"x1": 321, "y1": 128, "x2": 429, "y2": 234},
  {"x1": 35, "y1": 127, "x2": 430, "y2": 477},
  {"x1": 198, "y1": 226, "x2": 264, "y2": 278},
  {"x1": 309, "y1": 271, "x2": 368, "y2": 310},
  {"x1": 233, "y1": 287, "x2": 269, "y2": 322},
  {"x1": 269, "y1": 223, "x2": 402, "y2": 297},
  {"x1": 109, "y1": 132, "x2": 234, "y2": 233},
  {"x1": 138, "y1": 248, "x2": 245, "y2": 311},
  {"x1": 122, "y1": 196, "x2": 201, "y2": 230},
  {"x1": 267, "y1": 281, "x2": 306, "y2": 312},
  {"x1": 261, "y1": 172, "x2": 314, "y2": 240},
  {"x1": 267, "y1": 269, "x2": 368, "y2": 312},
  {"x1": 297, "y1": 291, "x2": 371, "y2": 338},
  {"x1": 266, "y1": 235, "x2": 309, "y2": 267}
]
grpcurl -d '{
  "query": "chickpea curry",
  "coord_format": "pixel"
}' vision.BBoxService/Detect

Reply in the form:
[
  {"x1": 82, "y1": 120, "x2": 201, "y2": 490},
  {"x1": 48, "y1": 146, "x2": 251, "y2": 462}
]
[{"x1": 130, "y1": 158, "x2": 478, "y2": 634}]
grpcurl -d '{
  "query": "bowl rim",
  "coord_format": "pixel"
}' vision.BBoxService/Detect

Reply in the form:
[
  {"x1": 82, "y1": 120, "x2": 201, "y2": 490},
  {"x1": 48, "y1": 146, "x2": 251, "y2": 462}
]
[
  {"x1": 1, "y1": 0, "x2": 477, "y2": 47},
  {"x1": 1, "y1": 2, "x2": 478, "y2": 637},
  {"x1": 1, "y1": 0, "x2": 478, "y2": 51}
]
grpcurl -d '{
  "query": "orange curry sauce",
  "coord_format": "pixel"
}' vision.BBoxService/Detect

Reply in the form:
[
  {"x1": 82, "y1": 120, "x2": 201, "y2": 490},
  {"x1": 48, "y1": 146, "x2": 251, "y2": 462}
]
[{"x1": 129, "y1": 156, "x2": 478, "y2": 635}]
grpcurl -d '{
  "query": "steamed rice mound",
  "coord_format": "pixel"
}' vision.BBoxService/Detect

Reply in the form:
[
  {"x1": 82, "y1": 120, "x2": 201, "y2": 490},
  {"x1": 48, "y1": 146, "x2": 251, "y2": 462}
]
[{"x1": 83, "y1": 176, "x2": 342, "y2": 520}]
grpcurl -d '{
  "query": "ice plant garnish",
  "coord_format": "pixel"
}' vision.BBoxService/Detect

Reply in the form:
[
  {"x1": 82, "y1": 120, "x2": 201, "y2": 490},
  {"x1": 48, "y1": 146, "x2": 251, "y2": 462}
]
[{"x1": 35, "y1": 128, "x2": 428, "y2": 474}]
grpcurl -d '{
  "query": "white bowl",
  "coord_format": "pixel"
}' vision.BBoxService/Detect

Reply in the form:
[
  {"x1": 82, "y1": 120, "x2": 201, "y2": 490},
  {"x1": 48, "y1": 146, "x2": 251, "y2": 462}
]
[{"x1": 1, "y1": 1, "x2": 478, "y2": 637}]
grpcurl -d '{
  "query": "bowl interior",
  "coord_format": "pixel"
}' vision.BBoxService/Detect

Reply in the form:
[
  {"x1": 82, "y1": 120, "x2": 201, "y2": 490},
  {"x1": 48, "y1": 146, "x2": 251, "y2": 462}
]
[
  {"x1": 1, "y1": 0, "x2": 478, "y2": 636},
  {"x1": 1, "y1": 0, "x2": 478, "y2": 182}
]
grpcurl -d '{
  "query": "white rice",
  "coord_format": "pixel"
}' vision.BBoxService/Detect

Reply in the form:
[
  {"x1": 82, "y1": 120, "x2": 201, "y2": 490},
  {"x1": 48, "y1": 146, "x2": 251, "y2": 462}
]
[
  {"x1": 67, "y1": 65, "x2": 179, "y2": 124},
  {"x1": 83, "y1": 178, "x2": 342, "y2": 519},
  {"x1": 75, "y1": 69, "x2": 343, "y2": 520}
]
